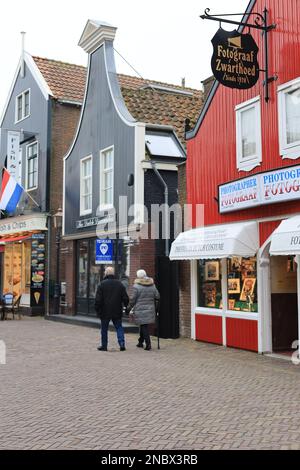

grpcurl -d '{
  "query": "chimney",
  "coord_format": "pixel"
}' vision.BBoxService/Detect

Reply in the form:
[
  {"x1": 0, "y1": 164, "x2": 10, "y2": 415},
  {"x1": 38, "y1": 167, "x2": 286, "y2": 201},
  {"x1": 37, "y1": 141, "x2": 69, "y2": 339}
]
[
  {"x1": 78, "y1": 20, "x2": 117, "y2": 54},
  {"x1": 181, "y1": 77, "x2": 186, "y2": 88},
  {"x1": 201, "y1": 75, "x2": 215, "y2": 102}
]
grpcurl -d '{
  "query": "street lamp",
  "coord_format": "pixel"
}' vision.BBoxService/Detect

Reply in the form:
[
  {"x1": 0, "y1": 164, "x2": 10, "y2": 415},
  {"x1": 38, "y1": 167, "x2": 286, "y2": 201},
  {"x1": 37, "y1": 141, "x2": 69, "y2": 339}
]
[{"x1": 53, "y1": 208, "x2": 63, "y2": 314}]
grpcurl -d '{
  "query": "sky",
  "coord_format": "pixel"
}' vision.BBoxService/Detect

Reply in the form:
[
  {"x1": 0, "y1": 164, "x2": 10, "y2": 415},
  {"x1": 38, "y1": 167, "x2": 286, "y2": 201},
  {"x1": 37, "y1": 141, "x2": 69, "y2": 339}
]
[{"x1": 0, "y1": 0, "x2": 249, "y2": 111}]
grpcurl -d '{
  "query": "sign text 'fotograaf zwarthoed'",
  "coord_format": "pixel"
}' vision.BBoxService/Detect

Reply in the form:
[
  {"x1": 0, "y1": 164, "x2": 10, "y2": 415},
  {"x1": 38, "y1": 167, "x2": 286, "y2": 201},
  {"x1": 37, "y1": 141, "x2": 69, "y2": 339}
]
[{"x1": 211, "y1": 29, "x2": 260, "y2": 89}]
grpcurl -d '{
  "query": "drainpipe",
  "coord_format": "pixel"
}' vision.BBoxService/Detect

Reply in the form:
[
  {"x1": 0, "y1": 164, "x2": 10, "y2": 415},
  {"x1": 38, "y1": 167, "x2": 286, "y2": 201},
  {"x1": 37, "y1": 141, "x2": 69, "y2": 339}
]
[{"x1": 150, "y1": 161, "x2": 169, "y2": 257}]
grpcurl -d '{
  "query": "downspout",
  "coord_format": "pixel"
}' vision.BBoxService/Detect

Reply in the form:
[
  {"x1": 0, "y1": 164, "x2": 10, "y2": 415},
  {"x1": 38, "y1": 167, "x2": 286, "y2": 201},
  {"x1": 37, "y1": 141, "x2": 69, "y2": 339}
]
[{"x1": 150, "y1": 161, "x2": 169, "y2": 257}]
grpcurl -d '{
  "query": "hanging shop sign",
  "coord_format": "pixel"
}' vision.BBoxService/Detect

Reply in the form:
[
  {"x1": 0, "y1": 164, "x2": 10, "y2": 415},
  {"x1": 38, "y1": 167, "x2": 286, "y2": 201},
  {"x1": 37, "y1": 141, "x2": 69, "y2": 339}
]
[
  {"x1": 96, "y1": 239, "x2": 113, "y2": 265},
  {"x1": 30, "y1": 233, "x2": 46, "y2": 308},
  {"x1": 7, "y1": 131, "x2": 20, "y2": 180},
  {"x1": 211, "y1": 29, "x2": 259, "y2": 89},
  {"x1": 219, "y1": 164, "x2": 300, "y2": 213}
]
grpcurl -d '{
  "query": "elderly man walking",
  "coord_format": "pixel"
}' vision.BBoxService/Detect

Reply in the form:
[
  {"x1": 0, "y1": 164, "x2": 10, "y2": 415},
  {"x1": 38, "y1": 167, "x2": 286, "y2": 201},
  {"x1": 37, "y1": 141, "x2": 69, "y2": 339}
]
[{"x1": 95, "y1": 267, "x2": 129, "y2": 351}]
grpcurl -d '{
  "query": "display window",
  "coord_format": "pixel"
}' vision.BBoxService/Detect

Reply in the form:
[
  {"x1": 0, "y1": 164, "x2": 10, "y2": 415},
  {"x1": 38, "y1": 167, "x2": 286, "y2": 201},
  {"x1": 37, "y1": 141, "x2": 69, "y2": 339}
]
[
  {"x1": 227, "y1": 257, "x2": 258, "y2": 313},
  {"x1": 3, "y1": 241, "x2": 31, "y2": 298},
  {"x1": 197, "y1": 259, "x2": 222, "y2": 309}
]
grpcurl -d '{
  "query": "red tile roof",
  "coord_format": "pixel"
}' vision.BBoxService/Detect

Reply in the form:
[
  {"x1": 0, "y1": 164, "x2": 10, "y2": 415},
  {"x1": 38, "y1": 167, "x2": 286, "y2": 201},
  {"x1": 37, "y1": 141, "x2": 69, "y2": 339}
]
[{"x1": 33, "y1": 56, "x2": 203, "y2": 143}]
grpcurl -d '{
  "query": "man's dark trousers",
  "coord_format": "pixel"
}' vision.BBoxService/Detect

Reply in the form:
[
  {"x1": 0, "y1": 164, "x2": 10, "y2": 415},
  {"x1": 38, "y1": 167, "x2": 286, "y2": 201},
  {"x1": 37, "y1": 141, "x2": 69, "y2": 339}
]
[{"x1": 101, "y1": 319, "x2": 125, "y2": 348}]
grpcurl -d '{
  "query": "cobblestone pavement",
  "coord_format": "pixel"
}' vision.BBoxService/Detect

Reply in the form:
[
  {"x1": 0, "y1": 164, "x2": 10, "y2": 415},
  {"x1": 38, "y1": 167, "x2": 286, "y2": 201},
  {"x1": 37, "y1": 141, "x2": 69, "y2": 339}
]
[{"x1": 1, "y1": 318, "x2": 300, "y2": 450}]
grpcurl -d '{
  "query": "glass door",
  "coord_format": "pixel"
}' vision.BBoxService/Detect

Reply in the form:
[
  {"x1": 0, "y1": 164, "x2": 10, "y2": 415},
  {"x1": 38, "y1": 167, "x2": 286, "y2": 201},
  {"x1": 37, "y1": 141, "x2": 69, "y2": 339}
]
[{"x1": 76, "y1": 239, "x2": 104, "y2": 316}]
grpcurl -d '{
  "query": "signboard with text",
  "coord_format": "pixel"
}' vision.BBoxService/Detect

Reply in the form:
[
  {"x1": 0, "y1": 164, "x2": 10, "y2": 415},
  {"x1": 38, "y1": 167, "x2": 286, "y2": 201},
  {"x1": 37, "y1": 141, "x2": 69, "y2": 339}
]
[
  {"x1": 211, "y1": 29, "x2": 259, "y2": 90},
  {"x1": 96, "y1": 239, "x2": 113, "y2": 265},
  {"x1": 219, "y1": 164, "x2": 300, "y2": 213}
]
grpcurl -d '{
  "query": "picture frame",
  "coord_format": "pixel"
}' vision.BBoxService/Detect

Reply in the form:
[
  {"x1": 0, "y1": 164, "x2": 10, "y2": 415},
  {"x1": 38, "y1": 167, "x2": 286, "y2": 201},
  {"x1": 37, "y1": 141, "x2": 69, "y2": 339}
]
[
  {"x1": 230, "y1": 256, "x2": 242, "y2": 272},
  {"x1": 228, "y1": 299, "x2": 235, "y2": 310},
  {"x1": 241, "y1": 257, "x2": 256, "y2": 280},
  {"x1": 240, "y1": 278, "x2": 256, "y2": 302},
  {"x1": 204, "y1": 261, "x2": 220, "y2": 281},
  {"x1": 228, "y1": 278, "x2": 241, "y2": 294},
  {"x1": 203, "y1": 283, "x2": 217, "y2": 308}
]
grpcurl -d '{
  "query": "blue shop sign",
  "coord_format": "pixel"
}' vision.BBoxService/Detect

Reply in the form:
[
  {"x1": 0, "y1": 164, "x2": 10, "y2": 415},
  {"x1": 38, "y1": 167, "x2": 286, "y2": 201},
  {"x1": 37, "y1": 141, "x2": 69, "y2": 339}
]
[{"x1": 96, "y1": 239, "x2": 113, "y2": 265}]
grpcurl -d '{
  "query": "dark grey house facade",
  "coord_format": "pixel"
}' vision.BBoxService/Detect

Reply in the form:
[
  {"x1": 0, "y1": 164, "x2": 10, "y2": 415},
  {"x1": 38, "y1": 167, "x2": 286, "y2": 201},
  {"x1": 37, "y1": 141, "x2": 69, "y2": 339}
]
[{"x1": 63, "y1": 20, "x2": 203, "y2": 337}]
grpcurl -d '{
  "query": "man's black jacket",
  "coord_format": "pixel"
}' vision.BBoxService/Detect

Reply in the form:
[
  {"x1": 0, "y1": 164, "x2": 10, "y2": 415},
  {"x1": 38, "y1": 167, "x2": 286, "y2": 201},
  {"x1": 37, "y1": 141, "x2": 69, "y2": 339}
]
[{"x1": 95, "y1": 275, "x2": 129, "y2": 321}]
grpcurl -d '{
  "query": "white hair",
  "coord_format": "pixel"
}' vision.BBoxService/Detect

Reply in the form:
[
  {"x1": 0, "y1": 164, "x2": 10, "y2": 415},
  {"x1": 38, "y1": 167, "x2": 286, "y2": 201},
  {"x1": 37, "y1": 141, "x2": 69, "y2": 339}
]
[
  {"x1": 105, "y1": 266, "x2": 115, "y2": 277},
  {"x1": 137, "y1": 269, "x2": 147, "y2": 279}
]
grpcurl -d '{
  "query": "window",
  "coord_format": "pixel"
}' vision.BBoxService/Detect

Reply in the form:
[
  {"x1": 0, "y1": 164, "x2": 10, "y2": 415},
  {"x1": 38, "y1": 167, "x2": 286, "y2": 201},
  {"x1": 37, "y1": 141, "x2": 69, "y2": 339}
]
[
  {"x1": 236, "y1": 96, "x2": 262, "y2": 171},
  {"x1": 197, "y1": 260, "x2": 222, "y2": 309},
  {"x1": 15, "y1": 89, "x2": 30, "y2": 122},
  {"x1": 80, "y1": 156, "x2": 92, "y2": 215},
  {"x1": 278, "y1": 78, "x2": 300, "y2": 159},
  {"x1": 26, "y1": 142, "x2": 38, "y2": 190},
  {"x1": 100, "y1": 147, "x2": 114, "y2": 209}
]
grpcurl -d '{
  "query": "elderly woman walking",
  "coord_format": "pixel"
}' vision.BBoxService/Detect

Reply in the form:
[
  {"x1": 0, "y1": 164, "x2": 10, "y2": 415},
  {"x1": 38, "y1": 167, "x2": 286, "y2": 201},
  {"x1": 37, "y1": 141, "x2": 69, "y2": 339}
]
[{"x1": 130, "y1": 270, "x2": 160, "y2": 351}]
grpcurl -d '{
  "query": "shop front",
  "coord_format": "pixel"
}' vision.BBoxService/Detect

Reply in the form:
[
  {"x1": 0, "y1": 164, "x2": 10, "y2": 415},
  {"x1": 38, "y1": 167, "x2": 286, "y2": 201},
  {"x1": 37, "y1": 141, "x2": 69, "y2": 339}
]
[
  {"x1": 170, "y1": 221, "x2": 260, "y2": 352},
  {"x1": 0, "y1": 214, "x2": 47, "y2": 315}
]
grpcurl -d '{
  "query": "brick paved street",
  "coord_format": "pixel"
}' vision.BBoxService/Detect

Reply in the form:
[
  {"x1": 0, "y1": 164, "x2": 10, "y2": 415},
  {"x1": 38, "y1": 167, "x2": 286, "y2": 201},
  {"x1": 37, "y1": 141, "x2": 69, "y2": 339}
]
[{"x1": 1, "y1": 318, "x2": 300, "y2": 450}]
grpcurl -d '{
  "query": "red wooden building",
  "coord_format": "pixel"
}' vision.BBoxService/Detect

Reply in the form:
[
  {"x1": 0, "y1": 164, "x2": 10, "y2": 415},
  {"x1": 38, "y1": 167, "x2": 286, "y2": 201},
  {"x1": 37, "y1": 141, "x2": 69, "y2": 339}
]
[{"x1": 171, "y1": 0, "x2": 300, "y2": 355}]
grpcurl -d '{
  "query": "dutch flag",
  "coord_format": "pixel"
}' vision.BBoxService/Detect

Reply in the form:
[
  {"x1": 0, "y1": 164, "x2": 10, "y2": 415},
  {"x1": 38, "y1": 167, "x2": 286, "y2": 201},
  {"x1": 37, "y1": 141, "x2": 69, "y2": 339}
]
[{"x1": 0, "y1": 168, "x2": 24, "y2": 213}]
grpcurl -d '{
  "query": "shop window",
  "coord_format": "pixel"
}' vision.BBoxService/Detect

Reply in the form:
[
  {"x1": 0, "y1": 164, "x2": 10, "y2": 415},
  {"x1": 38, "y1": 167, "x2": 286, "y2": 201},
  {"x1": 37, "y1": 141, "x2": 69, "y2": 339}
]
[
  {"x1": 80, "y1": 156, "x2": 92, "y2": 215},
  {"x1": 227, "y1": 257, "x2": 258, "y2": 313},
  {"x1": 100, "y1": 146, "x2": 114, "y2": 210},
  {"x1": 278, "y1": 77, "x2": 300, "y2": 160},
  {"x1": 26, "y1": 141, "x2": 38, "y2": 190},
  {"x1": 15, "y1": 89, "x2": 30, "y2": 123},
  {"x1": 197, "y1": 259, "x2": 222, "y2": 309},
  {"x1": 3, "y1": 241, "x2": 31, "y2": 299},
  {"x1": 236, "y1": 96, "x2": 262, "y2": 172}
]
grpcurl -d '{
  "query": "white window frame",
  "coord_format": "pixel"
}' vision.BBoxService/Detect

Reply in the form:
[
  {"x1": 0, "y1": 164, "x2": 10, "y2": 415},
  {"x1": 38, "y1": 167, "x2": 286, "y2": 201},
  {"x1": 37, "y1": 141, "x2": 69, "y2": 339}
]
[
  {"x1": 15, "y1": 89, "x2": 31, "y2": 123},
  {"x1": 99, "y1": 146, "x2": 114, "y2": 211},
  {"x1": 235, "y1": 96, "x2": 262, "y2": 172},
  {"x1": 25, "y1": 141, "x2": 38, "y2": 191},
  {"x1": 80, "y1": 155, "x2": 93, "y2": 216},
  {"x1": 278, "y1": 77, "x2": 300, "y2": 160}
]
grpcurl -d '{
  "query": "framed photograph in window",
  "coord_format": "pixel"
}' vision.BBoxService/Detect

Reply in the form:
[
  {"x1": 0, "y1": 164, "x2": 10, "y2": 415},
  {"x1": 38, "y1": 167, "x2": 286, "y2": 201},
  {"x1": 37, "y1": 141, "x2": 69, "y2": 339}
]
[
  {"x1": 230, "y1": 257, "x2": 242, "y2": 272},
  {"x1": 240, "y1": 278, "x2": 256, "y2": 302},
  {"x1": 228, "y1": 299, "x2": 235, "y2": 310},
  {"x1": 204, "y1": 261, "x2": 220, "y2": 281},
  {"x1": 241, "y1": 258, "x2": 256, "y2": 280},
  {"x1": 228, "y1": 278, "x2": 241, "y2": 294},
  {"x1": 203, "y1": 283, "x2": 217, "y2": 308}
]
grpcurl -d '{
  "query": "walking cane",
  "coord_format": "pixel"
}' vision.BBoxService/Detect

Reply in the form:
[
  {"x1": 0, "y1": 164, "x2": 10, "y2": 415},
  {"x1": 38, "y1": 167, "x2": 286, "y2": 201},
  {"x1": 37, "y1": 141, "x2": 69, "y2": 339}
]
[{"x1": 156, "y1": 303, "x2": 160, "y2": 350}]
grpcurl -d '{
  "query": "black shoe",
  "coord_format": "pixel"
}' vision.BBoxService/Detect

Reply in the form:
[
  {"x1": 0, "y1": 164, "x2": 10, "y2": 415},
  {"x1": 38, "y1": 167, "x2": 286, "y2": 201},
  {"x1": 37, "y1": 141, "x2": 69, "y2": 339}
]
[
  {"x1": 97, "y1": 346, "x2": 107, "y2": 351},
  {"x1": 120, "y1": 346, "x2": 126, "y2": 351},
  {"x1": 144, "y1": 345, "x2": 152, "y2": 351},
  {"x1": 136, "y1": 343, "x2": 144, "y2": 348}
]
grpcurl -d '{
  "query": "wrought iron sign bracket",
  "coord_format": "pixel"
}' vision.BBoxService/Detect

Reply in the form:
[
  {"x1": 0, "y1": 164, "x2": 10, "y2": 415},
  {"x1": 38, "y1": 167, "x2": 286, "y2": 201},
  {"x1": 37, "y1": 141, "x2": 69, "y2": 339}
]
[{"x1": 200, "y1": 7, "x2": 277, "y2": 102}]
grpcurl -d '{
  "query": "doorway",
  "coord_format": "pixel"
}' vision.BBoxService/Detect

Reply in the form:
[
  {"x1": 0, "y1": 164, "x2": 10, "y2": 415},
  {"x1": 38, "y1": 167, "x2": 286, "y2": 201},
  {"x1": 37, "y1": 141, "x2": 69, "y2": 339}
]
[{"x1": 270, "y1": 256, "x2": 298, "y2": 352}]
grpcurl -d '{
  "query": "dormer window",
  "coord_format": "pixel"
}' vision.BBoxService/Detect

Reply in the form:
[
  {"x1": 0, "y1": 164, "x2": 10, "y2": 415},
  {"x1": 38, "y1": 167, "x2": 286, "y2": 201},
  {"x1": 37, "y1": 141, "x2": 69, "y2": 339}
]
[{"x1": 15, "y1": 89, "x2": 30, "y2": 123}]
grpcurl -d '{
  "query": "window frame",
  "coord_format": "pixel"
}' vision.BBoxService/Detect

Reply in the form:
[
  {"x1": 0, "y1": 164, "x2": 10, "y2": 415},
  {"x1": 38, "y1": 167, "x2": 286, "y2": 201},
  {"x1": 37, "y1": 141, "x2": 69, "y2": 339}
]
[
  {"x1": 80, "y1": 155, "x2": 93, "y2": 216},
  {"x1": 25, "y1": 141, "x2": 38, "y2": 191},
  {"x1": 235, "y1": 96, "x2": 262, "y2": 172},
  {"x1": 99, "y1": 146, "x2": 114, "y2": 211},
  {"x1": 278, "y1": 77, "x2": 300, "y2": 160},
  {"x1": 15, "y1": 89, "x2": 31, "y2": 123}
]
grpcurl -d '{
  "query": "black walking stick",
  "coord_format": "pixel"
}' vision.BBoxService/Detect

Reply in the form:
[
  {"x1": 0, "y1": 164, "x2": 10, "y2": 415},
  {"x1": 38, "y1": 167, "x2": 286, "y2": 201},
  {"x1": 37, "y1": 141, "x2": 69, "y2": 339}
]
[{"x1": 156, "y1": 301, "x2": 160, "y2": 350}]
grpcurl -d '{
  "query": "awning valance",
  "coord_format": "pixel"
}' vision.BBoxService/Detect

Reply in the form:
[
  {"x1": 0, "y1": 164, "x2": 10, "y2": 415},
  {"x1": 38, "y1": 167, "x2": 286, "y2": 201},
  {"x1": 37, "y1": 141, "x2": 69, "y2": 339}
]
[
  {"x1": 270, "y1": 216, "x2": 300, "y2": 256},
  {"x1": 170, "y1": 222, "x2": 259, "y2": 261}
]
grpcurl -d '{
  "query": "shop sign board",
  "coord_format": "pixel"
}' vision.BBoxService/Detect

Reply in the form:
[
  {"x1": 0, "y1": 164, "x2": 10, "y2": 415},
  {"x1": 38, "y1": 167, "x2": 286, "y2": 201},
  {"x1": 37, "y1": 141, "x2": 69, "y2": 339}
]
[
  {"x1": 7, "y1": 131, "x2": 20, "y2": 180},
  {"x1": 96, "y1": 239, "x2": 113, "y2": 265},
  {"x1": 219, "y1": 164, "x2": 300, "y2": 213},
  {"x1": 31, "y1": 233, "x2": 46, "y2": 308},
  {"x1": 0, "y1": 216, "x2": 47, "y2": 236},
  {"x1": 211, "y1": 29, "x2": 259, "y2": 90}
]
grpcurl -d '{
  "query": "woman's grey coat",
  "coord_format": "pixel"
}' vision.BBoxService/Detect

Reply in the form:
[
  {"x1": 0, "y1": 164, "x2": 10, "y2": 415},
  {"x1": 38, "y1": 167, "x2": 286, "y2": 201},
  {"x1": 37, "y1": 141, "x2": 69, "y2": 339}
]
[{"x1": 130, "y1": 278, "x2": 160, "y2": 325}]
